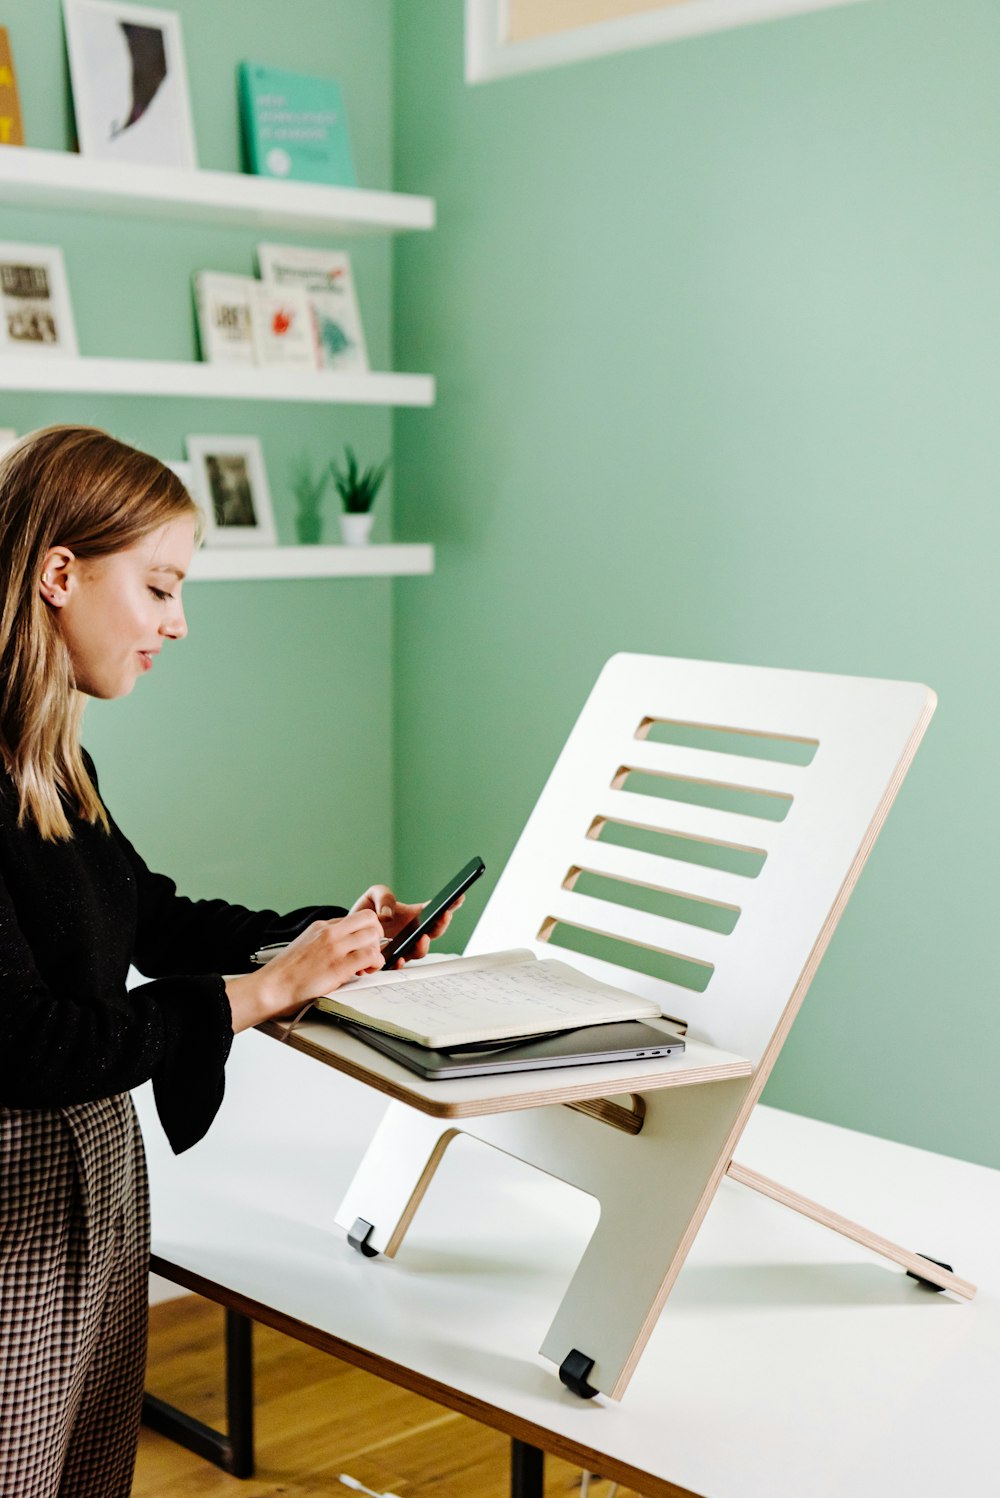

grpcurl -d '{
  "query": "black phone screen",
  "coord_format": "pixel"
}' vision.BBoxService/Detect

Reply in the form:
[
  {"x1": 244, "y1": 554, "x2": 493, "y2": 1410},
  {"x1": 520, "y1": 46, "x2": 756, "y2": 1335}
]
[{"x1": 381, "y1": 856, "x2": 486, "y2": 964}]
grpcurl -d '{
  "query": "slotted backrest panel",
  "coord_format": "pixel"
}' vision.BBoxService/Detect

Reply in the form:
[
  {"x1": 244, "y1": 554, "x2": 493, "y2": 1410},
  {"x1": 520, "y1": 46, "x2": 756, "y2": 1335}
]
[{"x1": 467, "y1": 654, "x2": 935, "y2": 1066}]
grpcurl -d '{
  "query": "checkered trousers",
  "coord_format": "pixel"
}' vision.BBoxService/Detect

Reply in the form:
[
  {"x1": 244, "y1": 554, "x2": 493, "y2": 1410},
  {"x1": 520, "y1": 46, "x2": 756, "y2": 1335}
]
[{"x1": 0, "y1": 1094, "x2": 149, "y2": 1497}]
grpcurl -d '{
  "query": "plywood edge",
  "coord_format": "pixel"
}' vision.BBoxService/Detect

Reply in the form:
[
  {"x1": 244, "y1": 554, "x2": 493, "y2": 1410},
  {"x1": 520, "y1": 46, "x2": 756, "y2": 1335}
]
[
  {"x1": 608, "y1": 690, "x2": 941, "y2": 1397},
  {"x1": 258, "y1": 1020, "x2": 751, "y2": 1118},
  {"x1": 726, "y1": 1162, "x2": 976, "y2": 1299}
]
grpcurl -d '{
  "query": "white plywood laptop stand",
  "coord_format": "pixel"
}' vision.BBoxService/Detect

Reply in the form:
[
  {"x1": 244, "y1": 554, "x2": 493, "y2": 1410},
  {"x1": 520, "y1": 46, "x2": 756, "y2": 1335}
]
[{"x1": 285, "y1": 654, "x2": 976, "y2": 1401}]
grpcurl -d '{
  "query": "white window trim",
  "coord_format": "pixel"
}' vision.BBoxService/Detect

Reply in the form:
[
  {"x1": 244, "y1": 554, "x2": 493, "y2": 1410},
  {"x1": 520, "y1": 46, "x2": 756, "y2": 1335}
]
[{"x1": 466, "y1": 0, "x2": 872, "y2": 83}]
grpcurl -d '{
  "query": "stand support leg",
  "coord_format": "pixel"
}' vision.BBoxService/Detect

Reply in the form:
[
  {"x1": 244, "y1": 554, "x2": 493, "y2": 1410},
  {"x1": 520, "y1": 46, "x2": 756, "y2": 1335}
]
[
  {"x1": 510, "y1": 1438, "x2": 545, "y2": 1498},
  {"x1": 336, "y1": 1081, "x2": 750, "y2": 1401},
  {"x1": 726, "y1": 1161, "x2": 977, "y2": 1299},
  {"x1": 142, "y1": 1307, "x2": 255, "y2": 1477}
]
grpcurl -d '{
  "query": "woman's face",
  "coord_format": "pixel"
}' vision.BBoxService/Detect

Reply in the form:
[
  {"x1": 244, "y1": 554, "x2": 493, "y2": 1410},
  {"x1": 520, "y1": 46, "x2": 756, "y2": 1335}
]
[{"x1": 45, "y1": 515, "x2": 196, "y2": 700}]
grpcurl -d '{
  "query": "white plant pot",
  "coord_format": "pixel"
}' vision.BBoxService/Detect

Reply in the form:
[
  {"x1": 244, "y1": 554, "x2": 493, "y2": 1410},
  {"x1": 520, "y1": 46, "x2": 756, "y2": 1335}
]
[{"x1": 339, "y1": 512, "x2": 375, "y2": 547}]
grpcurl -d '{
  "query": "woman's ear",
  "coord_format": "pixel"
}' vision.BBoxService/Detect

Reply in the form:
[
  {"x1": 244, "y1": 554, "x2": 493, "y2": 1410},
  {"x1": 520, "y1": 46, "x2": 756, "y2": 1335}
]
[{"x1": 39, "y1": 547, "x2": 76, "y2": 609}]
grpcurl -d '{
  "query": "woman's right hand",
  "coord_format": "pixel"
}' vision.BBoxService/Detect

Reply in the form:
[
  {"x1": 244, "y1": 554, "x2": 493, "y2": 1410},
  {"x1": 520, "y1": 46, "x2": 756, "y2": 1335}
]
[{"x1": 225, "y1": 909, "x2": 386, "y2": 1033}]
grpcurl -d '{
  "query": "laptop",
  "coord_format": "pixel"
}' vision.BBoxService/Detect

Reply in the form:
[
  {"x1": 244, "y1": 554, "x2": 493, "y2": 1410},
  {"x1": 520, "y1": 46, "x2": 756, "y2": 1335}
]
[{"x1": 336, "y1": 1018, "x2": 685, "y2": 1081}]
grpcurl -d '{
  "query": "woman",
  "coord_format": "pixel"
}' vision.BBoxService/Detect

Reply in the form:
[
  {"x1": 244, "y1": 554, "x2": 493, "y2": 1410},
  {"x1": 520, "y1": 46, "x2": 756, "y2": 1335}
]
[{"x1": 0, "y1": 425, "x2": 454, "y2": 1497}]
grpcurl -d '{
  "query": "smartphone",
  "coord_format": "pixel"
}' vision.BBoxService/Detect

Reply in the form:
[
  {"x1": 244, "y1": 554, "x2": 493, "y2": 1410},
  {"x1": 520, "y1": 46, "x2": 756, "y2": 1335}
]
[{"x1": 380, "y1": 856, "x2": 485, "y2": 965}]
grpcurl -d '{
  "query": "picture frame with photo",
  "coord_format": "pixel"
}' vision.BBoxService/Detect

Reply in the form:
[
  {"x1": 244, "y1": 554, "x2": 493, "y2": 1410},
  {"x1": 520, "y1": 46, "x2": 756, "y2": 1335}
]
[
  {"x1": 185, "y1": 435, "x2": 277, "y2": 548},
  {"x1": 0, "y1": 243, "x2": 79, "y2": 356},
  {"x1": 63, "y1": 0, "x2": 198, "y2": 169}
]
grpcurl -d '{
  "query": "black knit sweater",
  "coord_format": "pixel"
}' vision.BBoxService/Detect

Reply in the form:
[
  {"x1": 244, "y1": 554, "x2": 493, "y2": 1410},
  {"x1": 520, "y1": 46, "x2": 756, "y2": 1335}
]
[{"x1": 0, "y1": 754, "x2": 344, "y2": 1153}]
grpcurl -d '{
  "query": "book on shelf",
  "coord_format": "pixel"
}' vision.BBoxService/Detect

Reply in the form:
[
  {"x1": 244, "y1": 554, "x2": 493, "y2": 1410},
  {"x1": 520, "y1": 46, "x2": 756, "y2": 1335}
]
[
  {"x1": 193, "y1": 271, "x2": 257, "y2": 365},
  {"x1": 0, "y1": 27, "x2": 24, "y2": 147},
  {"x1": 256, "y1": 243, "x2": 368, "y2": 372},
  {"x1": 250, "y1": 282, "x2": 319, "y2": 367},
  {"x1": 312, "y1": 948, "x2": 663, "y2": 1050},
  {"x1": 238, "y1": 62, "x2": 356, "y2": 186}
]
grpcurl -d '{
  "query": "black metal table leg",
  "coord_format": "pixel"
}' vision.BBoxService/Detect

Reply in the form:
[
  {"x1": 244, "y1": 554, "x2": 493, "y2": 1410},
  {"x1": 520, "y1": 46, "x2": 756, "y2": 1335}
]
[
  {"x1": 511, "y1": 1438, "x2": 545, "y2": 1497},
  {"x1": 142, "y1": 1307, "x2": 255, "y2": 1477}
]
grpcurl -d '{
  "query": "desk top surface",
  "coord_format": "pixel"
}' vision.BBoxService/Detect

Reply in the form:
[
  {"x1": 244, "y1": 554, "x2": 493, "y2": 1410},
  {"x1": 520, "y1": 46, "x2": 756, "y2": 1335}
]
[{"x1": 137, "y1": 1030, "x2": 1000, "y2": 1498}]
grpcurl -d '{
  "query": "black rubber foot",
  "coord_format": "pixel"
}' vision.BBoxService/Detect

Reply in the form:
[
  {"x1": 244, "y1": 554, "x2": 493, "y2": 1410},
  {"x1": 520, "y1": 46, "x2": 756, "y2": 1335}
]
[
  {"x1": 906, "y1": 1252, "x2": 953, "y2": 1291},
  {"x1": 559, "y1": 1349, "x2": 599, "y2": 1399},
  {"x1": 347, "y1": 1217, "x2": 379, "y2": 1257}
]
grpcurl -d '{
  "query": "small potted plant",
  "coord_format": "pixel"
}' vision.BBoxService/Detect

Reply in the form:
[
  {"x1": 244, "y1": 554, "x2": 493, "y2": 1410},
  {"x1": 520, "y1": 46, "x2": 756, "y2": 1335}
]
[
  {"x1": 331, "y1": 445, "x2": 390, "y2": 547},
  {"x1": 291, "y1": 453, "x2": 329, "y2": 544}
]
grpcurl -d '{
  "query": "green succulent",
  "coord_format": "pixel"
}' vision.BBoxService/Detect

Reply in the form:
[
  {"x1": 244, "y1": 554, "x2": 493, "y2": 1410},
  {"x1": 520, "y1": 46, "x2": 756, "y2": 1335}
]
[
  {"x1": 330, "y1": 446, "x2": 390, "y2": 514},
  {"x1": 291, "y1": 453, "x2": 329, "y2": 521}
]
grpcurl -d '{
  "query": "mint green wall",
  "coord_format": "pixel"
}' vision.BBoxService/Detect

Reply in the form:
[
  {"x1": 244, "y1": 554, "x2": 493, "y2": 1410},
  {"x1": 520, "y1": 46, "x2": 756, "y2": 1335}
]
[
  {"x1": 391, "y1": 0, "x2": 1000, "y2": 1167},
  {"x1": 6, "y1": 1, "x2": 995, "y2": 1168},
  {"x1": 4, "y1": 0, "x2": 400, "y2": 908}
]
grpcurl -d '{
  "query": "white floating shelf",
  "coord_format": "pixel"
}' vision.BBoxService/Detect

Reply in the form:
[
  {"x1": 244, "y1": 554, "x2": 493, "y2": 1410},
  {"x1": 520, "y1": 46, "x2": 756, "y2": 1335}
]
[
  {"x1": 188, "y1": 544, "x2": 434, "y2": 581},
  {"x1": 0, "y1": 357, "x2": 434, "y2": 406},
  {"x1": 0, "y1": 145, "x2": 435, "y2": 236}
]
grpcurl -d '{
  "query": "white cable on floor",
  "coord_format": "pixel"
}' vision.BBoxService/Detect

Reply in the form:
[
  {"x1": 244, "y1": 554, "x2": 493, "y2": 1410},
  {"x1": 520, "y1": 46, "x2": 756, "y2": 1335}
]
[{"x1": 337, "y1": 1474, "x2": 401, "y2": 1498}]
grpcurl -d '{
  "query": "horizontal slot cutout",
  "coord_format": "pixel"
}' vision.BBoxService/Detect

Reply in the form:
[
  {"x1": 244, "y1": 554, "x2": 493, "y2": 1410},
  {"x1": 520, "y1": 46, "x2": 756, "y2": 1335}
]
[
  {"x1": 613, "y1": 766, "x2": 792, "y2": 822},
  {"x1": 638, "y1": 717, "x2": 818, "y2": 766},
  {"x1": 540, "y1": 916, "x2": 713, "y2": 993},
  {"x1": 564, "y1": 866, "x2": 740, "y2": 935},
  {"x1": 588, "y1": 816, "x2": 767, "y2": 878}
]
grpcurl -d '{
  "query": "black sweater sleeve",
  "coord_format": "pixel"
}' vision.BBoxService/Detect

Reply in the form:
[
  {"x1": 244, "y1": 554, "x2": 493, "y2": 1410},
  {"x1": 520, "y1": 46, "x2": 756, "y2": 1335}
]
[
  {"x1": 111, "y1": 814, "x2": 347, "y2": 978},
  {"x1": 0, "y1": 865, "x2": 233, "y2": 1151},
  {"x1": 109, "y1": 822, "x2": 347, "y2": 1153},
  {"x1": 0, "y1": 761, "x2": 347, "y2": 1153}
]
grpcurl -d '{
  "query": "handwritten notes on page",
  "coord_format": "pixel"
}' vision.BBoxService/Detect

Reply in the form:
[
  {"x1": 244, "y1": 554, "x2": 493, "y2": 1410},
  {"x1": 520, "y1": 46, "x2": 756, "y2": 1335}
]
[{"x1": 314, "y1": 950, "x2": 661, "y2": 1048}]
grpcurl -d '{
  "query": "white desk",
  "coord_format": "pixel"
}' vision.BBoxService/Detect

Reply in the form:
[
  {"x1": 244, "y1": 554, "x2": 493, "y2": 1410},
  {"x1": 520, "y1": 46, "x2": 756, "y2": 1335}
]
[{"x1": 137, "y1": 1029, "x2": 1000, "y2": 1498}]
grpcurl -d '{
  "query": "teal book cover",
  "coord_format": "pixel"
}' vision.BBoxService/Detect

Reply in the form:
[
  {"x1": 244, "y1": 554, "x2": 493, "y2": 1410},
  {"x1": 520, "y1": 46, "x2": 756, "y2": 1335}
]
[{"x1": 238, "y1": 63, "x2": 357, "y2": 187}]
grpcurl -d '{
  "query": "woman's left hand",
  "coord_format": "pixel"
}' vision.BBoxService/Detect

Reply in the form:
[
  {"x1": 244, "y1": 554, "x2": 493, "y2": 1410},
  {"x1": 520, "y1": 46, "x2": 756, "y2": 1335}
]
[{"x1": 350, "y1": 884, "x2": 464, "y2": 966}]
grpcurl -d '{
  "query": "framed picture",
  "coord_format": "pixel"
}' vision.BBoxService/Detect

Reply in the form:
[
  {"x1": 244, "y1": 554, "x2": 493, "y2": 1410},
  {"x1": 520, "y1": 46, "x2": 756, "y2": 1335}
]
[
  {"x1": 0, "y1": 429, "x2": 18, "y2": 458},
  {"x1": 466, "y1": 0, "x2": 870, "y2": 81},
  {"x1": 63, "y1": 0, "x2": 198, "y2": 168},
  {"x1": 185, "y1": 436, "x2": 277, "y2": 548},
  {"x1": 0, "y1": 243, "x2": 79, "y2": 356}
]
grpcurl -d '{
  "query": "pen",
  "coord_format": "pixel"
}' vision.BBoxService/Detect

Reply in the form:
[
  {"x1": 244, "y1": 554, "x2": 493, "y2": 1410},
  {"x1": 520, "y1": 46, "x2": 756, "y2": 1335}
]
[
  {"x1": 251, "y1": 943, "x2": 288, "y2": 964},
  {"x1": 251, "y1": 938, "x2": 392, "y2": 964}
]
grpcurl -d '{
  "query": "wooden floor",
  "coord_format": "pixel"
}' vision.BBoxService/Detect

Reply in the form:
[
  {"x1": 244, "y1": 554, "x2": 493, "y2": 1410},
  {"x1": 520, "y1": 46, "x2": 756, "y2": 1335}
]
[{"x1": 136, "y1": 1296, "x2": 645, "y2": 1498}]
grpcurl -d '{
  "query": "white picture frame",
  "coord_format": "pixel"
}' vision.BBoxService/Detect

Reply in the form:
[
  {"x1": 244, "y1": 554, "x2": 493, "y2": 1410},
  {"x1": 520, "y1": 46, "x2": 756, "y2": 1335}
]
[
  {"x1": 465, "y1": 0, "x2": 871, "y2": 82},
  {"x1": 0, "y1": 429, "x2": 18, "y2": 458},
  {"x1": 185, "y1": 435, "x2": 277, "y2": 548},
  {"x1": 63, "y1": 0, "x2": 198, "y2": 169},
  {"x1": 0, "y1": 242, "x2": 79, "y2": 356}
]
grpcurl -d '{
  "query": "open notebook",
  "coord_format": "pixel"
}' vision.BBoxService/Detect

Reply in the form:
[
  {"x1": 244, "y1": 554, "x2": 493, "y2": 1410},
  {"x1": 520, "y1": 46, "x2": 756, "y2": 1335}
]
[{"x1": 312, "y1": 947, "x2": 663, "y2": 1049}]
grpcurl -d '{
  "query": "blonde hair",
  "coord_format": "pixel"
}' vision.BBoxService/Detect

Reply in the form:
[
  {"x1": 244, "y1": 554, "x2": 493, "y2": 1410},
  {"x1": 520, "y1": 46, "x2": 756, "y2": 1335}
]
[{"x1": 0, "y1": 425, "x2": 199, "y2": 840}]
